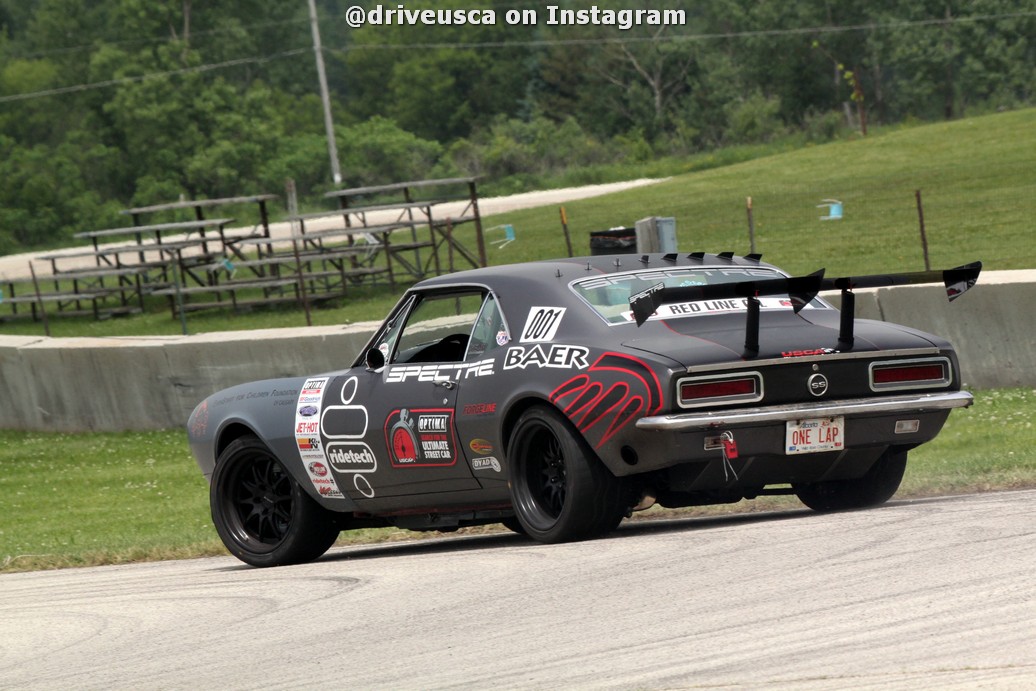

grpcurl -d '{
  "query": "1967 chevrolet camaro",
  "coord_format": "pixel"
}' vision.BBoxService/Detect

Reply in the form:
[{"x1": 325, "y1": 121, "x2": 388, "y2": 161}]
[{"x1": 187, "y1": 252, "x2": 981, "y2": 566}]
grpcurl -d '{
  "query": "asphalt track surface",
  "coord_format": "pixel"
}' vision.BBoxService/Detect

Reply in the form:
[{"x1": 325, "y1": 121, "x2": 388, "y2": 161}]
[{"x1": 2, "y1": 489, "x2": 1034, "y2": 689}]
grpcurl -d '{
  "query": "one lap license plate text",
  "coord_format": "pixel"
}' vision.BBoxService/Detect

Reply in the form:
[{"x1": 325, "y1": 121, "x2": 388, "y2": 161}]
[{"x1": 786, "y1": 416, "x2": 844, "y2": 455}]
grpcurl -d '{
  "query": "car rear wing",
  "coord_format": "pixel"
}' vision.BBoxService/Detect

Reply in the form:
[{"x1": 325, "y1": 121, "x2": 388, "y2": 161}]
[{"x1": 628, "y1": 260, "x2": 982, "y2": 356}]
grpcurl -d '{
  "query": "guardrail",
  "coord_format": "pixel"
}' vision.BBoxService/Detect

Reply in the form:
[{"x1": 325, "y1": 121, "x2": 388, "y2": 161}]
[{"x1": 0, "y1": 271, "x2": 1032, "y2": 432}]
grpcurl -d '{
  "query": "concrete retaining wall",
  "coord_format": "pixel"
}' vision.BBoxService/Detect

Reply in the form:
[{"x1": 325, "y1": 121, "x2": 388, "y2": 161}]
[{"x1": 1, "y1": 271, "x2": 1032, "y2": 432}]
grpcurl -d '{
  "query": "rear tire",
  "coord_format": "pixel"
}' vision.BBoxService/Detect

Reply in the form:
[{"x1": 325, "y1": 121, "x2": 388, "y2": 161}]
[
  {"x1": 794, "y1": 448, "x2": 908, "y2": 512},
  {"x1": 211, "y1": 434, "x2": 340, "y2": 567},
  {"x1": 507, "y1": 405, "x2": 626, "y2": 543}
]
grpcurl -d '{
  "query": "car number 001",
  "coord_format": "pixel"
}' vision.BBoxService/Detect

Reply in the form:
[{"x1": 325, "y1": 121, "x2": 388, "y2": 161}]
[
  {"x1": 521, "y1": 307, "x2": 565, "y2": 343},
  {"x1": 785, "y1": 416, "x2": 844, "y2": 455}
]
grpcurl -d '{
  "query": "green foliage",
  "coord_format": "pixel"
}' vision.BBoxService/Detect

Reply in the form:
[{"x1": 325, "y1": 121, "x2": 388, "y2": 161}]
[
  {"x1": 0, "y1": 1, "x2": 1034, "y2": 251},
  {"x1": 336, "y1": 116, "x2": 443, "y2": 189}
]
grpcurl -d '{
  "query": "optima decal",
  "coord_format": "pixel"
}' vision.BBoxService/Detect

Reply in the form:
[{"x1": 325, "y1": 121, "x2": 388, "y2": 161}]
[{"x1": 385, "y1": 408, "x2": 458, "y2": 467}]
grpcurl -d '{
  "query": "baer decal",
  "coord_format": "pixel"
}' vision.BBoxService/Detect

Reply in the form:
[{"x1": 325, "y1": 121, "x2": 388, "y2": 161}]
[
  {"x1": 385, "y1": 408, "x2": 458, "y2": 467},
  {"x1": 503, "y1": 344, "x2": 589, "y2": 370},
  {"x1": 550, "y1": 352, "x2": 663, "y2": 448}
]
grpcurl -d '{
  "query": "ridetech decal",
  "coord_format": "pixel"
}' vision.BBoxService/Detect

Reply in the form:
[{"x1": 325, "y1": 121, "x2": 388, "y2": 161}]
[
  {"x1": 384, "y1": 408, "x2": 458, "y2": 467},
  {"x1": 549, "y1": 352, "x2": 663, "y2": 447},
  {"x1": 317, "y1": 376, "x2": 376, "y2": 499}
]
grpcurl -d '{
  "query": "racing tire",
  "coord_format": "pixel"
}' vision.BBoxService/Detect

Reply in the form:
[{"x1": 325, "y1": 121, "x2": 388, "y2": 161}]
[
  {"x1": 507, "y1": 405, "x2": 627, "y2": 543},
  {"x1": 211, "y1": 434, "x2": 340, "y2": 567},
  {"x1": 794, "y1": 448, "x2": 908, "y2": 512}
]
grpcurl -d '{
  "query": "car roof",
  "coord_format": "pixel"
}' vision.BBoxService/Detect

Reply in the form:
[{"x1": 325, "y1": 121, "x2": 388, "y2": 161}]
[{"x1": 413, "y1": 253, "x2": 783, "y2": 292}]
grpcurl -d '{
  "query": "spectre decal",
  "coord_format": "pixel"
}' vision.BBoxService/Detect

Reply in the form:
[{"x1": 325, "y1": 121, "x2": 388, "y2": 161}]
[{"x1": 550, "y1": 352, "x2": 664, "y2": 448}]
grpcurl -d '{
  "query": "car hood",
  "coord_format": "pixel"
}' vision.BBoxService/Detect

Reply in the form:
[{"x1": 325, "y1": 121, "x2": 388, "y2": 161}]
[{"x1": 620, "y1": 310, "x2": 942, "y2": 367}]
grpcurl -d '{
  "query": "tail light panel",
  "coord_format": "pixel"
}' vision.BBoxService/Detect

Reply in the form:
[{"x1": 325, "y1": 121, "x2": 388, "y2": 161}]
[
  {"x1": 869, "y1": 357, "x2": 952, "y2": 391},
  {"x1": 677, "y1": 372, "x2": 763, "y2": 409}
]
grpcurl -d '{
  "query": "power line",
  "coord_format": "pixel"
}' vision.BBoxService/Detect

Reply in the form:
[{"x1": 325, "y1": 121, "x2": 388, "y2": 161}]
[
  {"x1": 0, "y1": 49, "x2": 307, "y2": 104},
  {"x1": 1, "y1": 10, "x2": 1032, "y2": 104}
]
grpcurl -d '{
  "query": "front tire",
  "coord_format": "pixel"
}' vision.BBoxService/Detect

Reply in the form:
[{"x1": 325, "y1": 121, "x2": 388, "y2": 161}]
[
  {"x1": 507, "y1": 405, "x2": 626, "y2": 543},
  {"x1": 211, "y1": 434, "x2": 340, "y2": 567},
  {"x1": 794, "y1": 448, "x2": 908, "y2": 512}
]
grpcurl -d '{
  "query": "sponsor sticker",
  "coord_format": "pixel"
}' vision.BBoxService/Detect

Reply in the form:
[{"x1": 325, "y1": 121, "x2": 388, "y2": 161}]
[
  {"x1": 471, "y1": 456, "x2": 502, "y2": 472},
  {"x1": 503, "y1": 344, "x2": 589, "y2": 370},
  {"x1": 520, "y1": 307, "x2": 566, "y2": 343},
  {"x1": 385, "y1": 408, "x2": 458, "y2": 467}
]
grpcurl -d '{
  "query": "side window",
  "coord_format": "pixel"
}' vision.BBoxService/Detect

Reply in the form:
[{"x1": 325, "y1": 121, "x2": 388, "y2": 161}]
[
  {"x1": 391, "y1": 291, "x2": 485, "y2": 364},
  {"x1": 468, "y1": 293, "x2": 508, "y2": 359}
]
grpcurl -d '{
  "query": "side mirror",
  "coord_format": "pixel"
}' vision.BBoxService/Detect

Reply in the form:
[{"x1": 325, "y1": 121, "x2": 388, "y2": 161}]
[{"x1": 365, "y1": 347, "x2": 385, "y2": 371}]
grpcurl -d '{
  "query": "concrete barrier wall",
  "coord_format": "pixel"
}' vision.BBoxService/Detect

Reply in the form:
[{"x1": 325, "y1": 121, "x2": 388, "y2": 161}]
[
  {"x1": 1, "y1": 272, "x2": 1033, "y2": 432},
  {"x1": 0, "y1": 323, "x2": 381, "y2": 432}
]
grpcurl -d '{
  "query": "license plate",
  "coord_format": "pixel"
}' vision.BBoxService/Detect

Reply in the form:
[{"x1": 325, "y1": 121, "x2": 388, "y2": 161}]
[{"x1": 785, "y1": 416, "x2": 845, "y2": 455}]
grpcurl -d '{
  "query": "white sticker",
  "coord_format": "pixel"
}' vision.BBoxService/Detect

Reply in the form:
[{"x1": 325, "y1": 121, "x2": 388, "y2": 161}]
[{"x1": 520, "y1": 307, "x2": 566, "y2": 342}]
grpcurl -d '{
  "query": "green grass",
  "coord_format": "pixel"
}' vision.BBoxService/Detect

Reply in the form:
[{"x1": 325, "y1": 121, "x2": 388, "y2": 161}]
[
  {"x1": 1, "y1": 108, "x2": 1034, "y2": 338},
  {"x1": 2, "y1": 388, "x2": 1033, "y2": 573}
]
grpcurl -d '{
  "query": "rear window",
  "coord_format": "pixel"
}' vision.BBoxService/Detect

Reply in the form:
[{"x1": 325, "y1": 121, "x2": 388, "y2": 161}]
[{"x1": 572, "y1": 266, "x2": 818, "y2": 324}]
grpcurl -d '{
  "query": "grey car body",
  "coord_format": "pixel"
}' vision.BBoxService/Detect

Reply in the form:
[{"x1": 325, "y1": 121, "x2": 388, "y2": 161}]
[{"x1": 188, "y1": 253, "x2": 980, "y2": 566}]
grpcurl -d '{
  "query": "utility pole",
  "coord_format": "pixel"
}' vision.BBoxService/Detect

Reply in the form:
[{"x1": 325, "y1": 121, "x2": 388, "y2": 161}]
[{"x1": 308, "y1": 0, "x2": 342, "y2": 185}]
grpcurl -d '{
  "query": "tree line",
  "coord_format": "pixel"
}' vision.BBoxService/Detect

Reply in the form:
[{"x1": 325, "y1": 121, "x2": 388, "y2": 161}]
[{"x1": 1, "y1": 0, "x2": 1033, "y2": 253}]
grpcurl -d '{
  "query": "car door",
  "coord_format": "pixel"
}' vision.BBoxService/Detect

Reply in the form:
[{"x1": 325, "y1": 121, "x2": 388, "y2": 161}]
[{"x1": 339, "y1": 289, "x2": 490, "y2": 499}]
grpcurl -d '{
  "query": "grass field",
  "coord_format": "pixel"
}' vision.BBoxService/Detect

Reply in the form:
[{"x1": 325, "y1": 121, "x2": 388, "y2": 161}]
[
  {"x1": 2, "y1": 388, "x2": 1033, "y2": 574},
  {"x1": 1, "y1": 108, "x2": 1033, "y2": 338}
]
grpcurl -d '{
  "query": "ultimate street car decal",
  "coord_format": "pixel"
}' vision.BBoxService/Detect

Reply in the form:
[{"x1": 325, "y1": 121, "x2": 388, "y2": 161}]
[
  {"x1": 550, "y1": 352, "x2": 663, "y2": 447},
  {"x1": 384, "y1": 408, "x2": 458, "y2": 467}
]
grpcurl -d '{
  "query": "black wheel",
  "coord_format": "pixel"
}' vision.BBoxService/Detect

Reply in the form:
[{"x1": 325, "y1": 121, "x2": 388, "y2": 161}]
[
  {"x1": 794, "y1": 448, "x2": 908, "y2": 512},
  {"x1": 500, "y1": 515, "x2": 527, "y2": 535},
  {"x1": 507, "y1": 405, "x2": 627, "y2": 543},
  {"x1": 211, "y1": 435, "x2": 340, "y2": 567}
]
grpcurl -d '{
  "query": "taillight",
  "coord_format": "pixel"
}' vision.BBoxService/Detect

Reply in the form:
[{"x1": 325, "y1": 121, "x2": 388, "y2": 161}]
[
  {"x1": 870, "y1": 358, "x2": 951, "y2": 391},
  {"x1": 678, "y1": 373, "x2": 763, "y2": 408}
]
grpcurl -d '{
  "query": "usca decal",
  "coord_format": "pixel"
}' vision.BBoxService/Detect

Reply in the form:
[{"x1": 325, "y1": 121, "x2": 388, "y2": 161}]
[
  {"x1": 503, "y1": 344, "x2": 589, "y2": 370},
  {"x1": 520, "y1": 307, "x2": 566, "y2": 343},
  {"x1": 308, "y1": 461, "x2": 328, "y2": 477},
  {"x1": 550, "y1": 352, "x2": 663, "y2": 448},
  {"x1": 385, "y1": 408, "x2": 458, "y2": 467},
  {"x1": 469, "y1": 438, "x2": 494, "y2": 454}
]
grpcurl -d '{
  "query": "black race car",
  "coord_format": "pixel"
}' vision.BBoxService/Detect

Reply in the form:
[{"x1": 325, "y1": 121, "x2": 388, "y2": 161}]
[{"x1": 187, "y1": 253, "x2": 981, "y2": 566}]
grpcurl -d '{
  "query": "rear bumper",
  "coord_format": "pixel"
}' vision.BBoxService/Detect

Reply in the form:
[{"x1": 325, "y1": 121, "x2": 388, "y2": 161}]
[{"x1": 636, "y1": 391, "x2": 973, "y2": 432}]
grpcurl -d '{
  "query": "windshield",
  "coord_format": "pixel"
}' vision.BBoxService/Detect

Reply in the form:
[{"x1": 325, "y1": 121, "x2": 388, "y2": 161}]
[{"x1": 572, "y1": 266, "x2": 821, "y2": 324}]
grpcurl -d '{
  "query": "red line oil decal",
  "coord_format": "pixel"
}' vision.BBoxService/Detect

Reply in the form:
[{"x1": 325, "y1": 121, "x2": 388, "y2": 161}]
[
  {"x1": 384, "y1": 408, "x2": 458, "y2": 467},
  {"x1": 549, "y1": 353, "x2": 663, "y2": 447}
]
